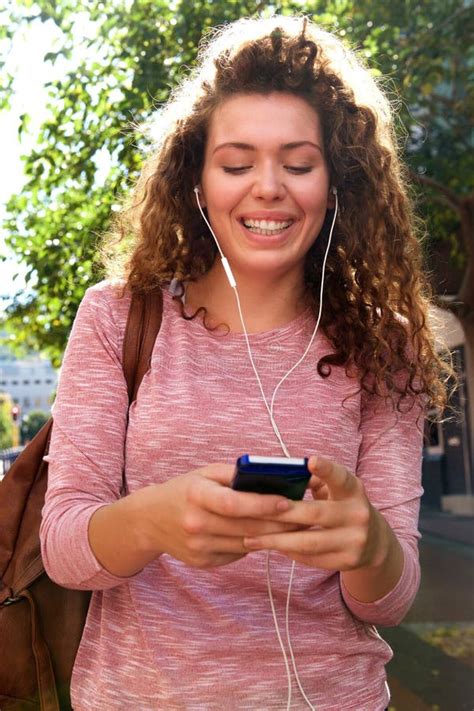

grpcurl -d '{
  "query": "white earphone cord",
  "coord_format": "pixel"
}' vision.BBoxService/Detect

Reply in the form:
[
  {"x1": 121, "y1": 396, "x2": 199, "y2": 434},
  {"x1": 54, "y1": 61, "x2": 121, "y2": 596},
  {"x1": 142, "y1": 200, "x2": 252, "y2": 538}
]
[{"x1": 194, "y1": 186, "x2": 338, "y2": 711}]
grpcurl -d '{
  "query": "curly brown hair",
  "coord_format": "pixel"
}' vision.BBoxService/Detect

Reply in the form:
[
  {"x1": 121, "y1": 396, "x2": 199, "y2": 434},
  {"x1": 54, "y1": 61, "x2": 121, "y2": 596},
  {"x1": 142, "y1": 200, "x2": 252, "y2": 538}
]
[{"x1": 102, "y1": 15, "x2": 452, "y2": 411}]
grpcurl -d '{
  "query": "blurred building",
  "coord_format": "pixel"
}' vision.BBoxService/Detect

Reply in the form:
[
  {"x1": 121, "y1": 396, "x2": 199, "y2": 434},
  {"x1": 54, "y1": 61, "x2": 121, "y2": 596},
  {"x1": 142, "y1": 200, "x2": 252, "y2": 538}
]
[
  {"x1": 423, "y1": 305, "x2": 472, "y2": 515},
  {"x1": 423, "y1": 235, "x2": 473, "y2": 514},
  {"x1": 0, "y1": 345, "x2": 57, "y2": 417}
]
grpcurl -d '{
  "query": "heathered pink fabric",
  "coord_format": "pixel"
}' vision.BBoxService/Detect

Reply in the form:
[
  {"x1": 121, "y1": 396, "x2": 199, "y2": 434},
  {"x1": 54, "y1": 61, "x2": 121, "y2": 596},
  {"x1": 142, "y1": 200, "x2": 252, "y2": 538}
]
[{"x1": 40, "y1": 280, "x2": 423, "y2": 710}]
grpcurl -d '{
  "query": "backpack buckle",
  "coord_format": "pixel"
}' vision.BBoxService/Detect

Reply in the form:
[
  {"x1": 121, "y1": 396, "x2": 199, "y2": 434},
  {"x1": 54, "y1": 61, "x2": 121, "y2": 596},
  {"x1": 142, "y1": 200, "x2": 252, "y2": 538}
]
[{"x1": 1, "y1": 594, "x2": 23, "y2": 606}]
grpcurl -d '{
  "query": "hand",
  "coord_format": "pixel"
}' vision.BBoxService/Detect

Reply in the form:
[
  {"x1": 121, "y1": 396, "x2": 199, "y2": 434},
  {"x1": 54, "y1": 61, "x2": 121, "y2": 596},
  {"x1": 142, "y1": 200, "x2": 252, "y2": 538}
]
[
  {"x1": 139, "y1": 463, "x2": 305, "y2": 569},
  {"x1": 243, "y1": 456, "x2": 390, "y2": 572}
]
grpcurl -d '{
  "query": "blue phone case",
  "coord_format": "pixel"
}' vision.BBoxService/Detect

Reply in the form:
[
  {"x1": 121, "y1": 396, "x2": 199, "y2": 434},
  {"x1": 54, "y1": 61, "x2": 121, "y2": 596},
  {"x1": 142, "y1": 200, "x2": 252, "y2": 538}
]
[{"x1": 232, "y1": 454, "x2": 310, "y2": 500}]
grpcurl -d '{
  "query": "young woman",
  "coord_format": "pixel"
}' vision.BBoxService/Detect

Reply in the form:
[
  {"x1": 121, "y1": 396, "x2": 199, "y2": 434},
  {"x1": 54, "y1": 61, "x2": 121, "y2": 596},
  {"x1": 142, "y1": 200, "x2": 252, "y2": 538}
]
[{"x1": 40, "y1": 16, "x2": 449, "y2": 710}]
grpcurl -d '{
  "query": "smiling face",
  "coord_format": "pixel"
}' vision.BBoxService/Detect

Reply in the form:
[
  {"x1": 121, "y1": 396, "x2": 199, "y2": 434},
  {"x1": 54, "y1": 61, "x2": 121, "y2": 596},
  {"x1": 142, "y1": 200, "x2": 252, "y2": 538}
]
[{"x1": 199, "y1": 92, "x2": 332, "y2": 284}]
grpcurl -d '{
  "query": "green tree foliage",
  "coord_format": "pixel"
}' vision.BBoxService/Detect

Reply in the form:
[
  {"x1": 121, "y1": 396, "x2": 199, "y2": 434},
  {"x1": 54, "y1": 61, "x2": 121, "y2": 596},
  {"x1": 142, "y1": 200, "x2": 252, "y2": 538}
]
[
  {"x1": 0, "y1": 395, "x2": 14, "y2": 450},
  {"x1": 1, "y1": 0, "x2": 306, "y2": 365},
  {"x1": 20, "y1": 408, "x2": 49, "y2": 444},
  {"x1": 348, "y1": 1, "x2": 473, "y2": 310},
  {"x1": 1, "y1": 0, "x2": 472, "y2": 367}
]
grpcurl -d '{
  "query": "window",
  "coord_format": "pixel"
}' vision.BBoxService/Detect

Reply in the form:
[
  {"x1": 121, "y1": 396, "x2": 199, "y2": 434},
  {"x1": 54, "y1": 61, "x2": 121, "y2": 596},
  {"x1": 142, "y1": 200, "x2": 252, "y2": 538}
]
[{"x1": 424, "y1": 410, "x2": 444, "y2": 455}]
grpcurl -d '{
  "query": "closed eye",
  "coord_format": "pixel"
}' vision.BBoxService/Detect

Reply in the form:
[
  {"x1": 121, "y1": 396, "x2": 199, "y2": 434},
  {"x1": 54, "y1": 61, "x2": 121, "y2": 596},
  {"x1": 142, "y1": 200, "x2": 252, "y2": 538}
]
[
  {"x1": 285, "y1": 166, "x2": 313, "y2": 174},
  {"x1": 222, "y1": 166, "x2": 252, "y2": 174}
]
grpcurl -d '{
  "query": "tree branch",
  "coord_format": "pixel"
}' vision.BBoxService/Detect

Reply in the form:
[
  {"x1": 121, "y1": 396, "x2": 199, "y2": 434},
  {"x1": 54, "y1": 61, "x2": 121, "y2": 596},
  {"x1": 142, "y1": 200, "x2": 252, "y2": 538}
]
[
  {"x1": 409, "y1": 171, "x2": 461, "y2": 212},
  {"x1": 403, "y1": 6, "x2": 472, "y2": 61}
]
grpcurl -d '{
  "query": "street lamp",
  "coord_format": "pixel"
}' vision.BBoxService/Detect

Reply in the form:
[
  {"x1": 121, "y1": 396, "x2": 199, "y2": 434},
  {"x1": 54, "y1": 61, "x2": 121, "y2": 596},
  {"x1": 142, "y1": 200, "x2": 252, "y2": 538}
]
[{"x1": 11, "y1": 405, "x2": 20, "y2": 447}]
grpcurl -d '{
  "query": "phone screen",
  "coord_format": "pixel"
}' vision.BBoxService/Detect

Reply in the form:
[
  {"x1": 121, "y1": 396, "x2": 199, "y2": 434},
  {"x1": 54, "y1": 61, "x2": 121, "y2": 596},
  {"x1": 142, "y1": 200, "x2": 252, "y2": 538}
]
[{"x1": 231, "y1": 455, "x2": 310, "y2": 500}]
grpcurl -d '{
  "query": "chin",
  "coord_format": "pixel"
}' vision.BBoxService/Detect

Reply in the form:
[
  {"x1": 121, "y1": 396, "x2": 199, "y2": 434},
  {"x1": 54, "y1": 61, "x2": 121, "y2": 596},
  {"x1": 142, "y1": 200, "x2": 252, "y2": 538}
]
[{"x1": 237, "y1": 256, "x2": 302, "y2": 279}]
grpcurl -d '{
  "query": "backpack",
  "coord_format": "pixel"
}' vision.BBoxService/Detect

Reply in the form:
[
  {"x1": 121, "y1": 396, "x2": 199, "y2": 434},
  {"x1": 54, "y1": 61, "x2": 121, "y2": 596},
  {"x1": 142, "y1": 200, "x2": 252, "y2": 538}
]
[{"x1": 0, "y1": 288, "x2": 163, "y2": 711}]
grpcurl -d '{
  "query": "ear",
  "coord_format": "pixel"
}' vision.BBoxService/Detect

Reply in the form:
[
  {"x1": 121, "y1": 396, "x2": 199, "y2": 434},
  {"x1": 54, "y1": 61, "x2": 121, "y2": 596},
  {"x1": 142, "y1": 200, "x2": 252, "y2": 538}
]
[
  {"x1": 327, "y1": 185, "x2": 337, "y2": 210},
  {"x1": 194, "y1": 185, "x2": 206, "y2": 208}
]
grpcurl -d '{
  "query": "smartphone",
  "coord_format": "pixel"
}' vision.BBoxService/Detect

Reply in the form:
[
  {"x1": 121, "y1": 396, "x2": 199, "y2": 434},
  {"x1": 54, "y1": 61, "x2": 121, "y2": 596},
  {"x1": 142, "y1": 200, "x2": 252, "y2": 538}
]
[{"x1": 232, "y1": 454, "x2": 310, "y2": 500}]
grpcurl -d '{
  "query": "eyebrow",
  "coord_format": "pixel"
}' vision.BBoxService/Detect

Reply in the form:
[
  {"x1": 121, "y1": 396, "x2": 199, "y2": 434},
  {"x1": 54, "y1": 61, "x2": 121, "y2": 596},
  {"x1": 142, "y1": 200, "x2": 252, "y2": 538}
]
[{"x1": 212, "y1": 141, "x2": 323, "y2": 155}]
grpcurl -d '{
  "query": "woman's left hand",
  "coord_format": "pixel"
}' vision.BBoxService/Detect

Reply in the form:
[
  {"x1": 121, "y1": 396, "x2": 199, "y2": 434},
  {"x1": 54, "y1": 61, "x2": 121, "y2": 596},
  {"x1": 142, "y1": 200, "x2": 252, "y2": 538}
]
[{"x1": 243, "y1": 456, "x2": 390, "y2": 572}]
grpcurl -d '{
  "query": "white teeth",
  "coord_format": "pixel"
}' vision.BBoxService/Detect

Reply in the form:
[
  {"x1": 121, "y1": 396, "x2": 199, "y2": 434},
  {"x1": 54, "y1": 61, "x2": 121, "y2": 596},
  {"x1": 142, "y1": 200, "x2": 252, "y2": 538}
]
[
  {"x1": 242, "y1": 218, "x2": 293, "y2": 235},
  {"x1": 243, "y1": 219, "x2": 292, "y2": 230}
]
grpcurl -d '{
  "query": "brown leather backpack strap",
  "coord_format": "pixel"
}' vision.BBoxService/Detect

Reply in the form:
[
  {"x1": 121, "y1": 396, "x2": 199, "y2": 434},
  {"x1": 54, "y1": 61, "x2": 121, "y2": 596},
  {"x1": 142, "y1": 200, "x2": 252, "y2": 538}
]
[
  {"x1": 122, "y1": 288, "x2": 164, "y2": 404},
  {"x1": 22, "y1": 589, "x2": 60, "y2": 711}
]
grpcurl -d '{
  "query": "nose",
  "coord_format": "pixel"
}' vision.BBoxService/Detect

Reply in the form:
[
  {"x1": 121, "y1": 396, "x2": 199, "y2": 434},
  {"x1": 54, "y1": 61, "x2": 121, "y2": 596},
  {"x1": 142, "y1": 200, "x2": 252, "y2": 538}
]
[{"x1": 251, "y1": 163, "x2": 286, "y2": 201}]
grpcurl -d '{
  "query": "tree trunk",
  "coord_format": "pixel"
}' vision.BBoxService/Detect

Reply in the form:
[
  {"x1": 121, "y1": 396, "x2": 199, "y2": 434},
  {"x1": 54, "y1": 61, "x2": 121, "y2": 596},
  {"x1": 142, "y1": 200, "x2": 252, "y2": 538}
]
[
  {"x1": 411, "y1": 172, "x2": 474, "y2": 479},
  {"x1": 454, "y1": 197, "x2": 474, "y2": 477}
]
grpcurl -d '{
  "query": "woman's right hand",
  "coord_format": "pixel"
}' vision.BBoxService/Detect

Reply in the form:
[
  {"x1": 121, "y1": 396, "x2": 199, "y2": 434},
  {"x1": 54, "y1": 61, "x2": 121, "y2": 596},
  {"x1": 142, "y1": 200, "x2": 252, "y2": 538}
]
[{"x1": 135, "y1": 463, "x2": 302, "y2": 568}]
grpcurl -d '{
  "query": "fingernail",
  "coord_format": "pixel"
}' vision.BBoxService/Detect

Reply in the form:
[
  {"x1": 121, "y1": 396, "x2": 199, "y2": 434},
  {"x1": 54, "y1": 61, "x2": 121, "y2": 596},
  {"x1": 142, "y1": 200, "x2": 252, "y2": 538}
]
[{"x1": 276, "y1": 499, "x2": 291, "y2": 512}]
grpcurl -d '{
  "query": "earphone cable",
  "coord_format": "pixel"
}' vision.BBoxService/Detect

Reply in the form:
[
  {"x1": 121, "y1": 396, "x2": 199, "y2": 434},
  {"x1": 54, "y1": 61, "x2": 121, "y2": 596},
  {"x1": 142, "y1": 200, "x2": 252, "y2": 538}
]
[
  {"x1": 193, "y1": 187, "x2": 338, "y2": 462},
  {"x1": 285, "y1": 560, "x2": 316, "y2": 710},
  {"x1": 269, "y1": 197, "x2": 337, "y2": 711},
  {"x1": 269, "y1": 193, "x2": 338, "y2": 417},
  {"x1": 194, "y1": 185, "x2": 338, "y2": 711},
  {"x1": 266, "y1": 551, "x2": 293, "y2": 711}
]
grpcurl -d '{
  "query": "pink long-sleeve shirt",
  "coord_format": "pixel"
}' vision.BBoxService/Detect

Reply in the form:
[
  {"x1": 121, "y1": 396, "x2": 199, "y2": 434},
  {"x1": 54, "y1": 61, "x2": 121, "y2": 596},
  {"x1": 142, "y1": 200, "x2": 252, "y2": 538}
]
[{"x1": 41, "y1": 281, "x2": 423, "y2": 710}]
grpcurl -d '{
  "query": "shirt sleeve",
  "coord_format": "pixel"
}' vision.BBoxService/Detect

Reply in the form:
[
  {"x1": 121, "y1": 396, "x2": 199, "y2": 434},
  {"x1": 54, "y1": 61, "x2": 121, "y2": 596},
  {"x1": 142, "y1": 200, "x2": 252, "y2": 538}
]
[
  {"x1": 340, "y1": 389, "x2": 424, "y2": 626},
  {"x1": 40, "y1": 281, "x2": 134, "y2": 590}
]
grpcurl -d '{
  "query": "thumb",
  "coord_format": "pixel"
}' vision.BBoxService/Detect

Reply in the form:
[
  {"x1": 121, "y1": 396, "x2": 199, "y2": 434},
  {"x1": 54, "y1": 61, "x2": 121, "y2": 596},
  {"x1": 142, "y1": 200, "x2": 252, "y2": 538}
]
[
  {"x1": 308, "y1": 474, "x2": 329, "y2": 500},
  {"x1": 308, "y1": 456, "x2": 355, "y2": 501}
]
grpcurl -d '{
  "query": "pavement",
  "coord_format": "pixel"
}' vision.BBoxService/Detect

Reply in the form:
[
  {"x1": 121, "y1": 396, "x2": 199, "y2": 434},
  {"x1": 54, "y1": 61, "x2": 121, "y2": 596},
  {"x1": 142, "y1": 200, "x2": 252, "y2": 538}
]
[{"x1": 380, "y1": 507, "x2": 474, "y2": 711}]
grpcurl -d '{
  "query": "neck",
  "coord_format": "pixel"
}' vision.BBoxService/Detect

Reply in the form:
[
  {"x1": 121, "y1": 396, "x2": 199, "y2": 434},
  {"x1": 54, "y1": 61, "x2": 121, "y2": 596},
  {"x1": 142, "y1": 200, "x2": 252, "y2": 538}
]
[{"x1": 185, "y1": 260, "x2": 309, "y2": 333}]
